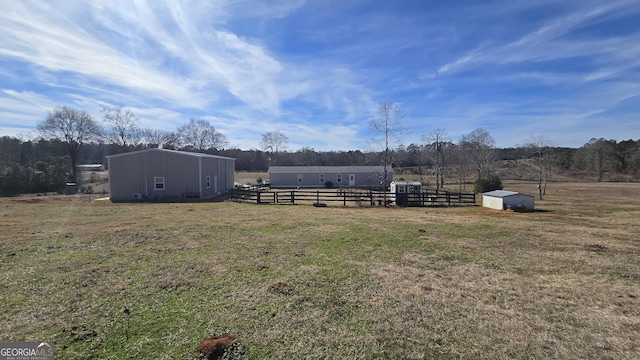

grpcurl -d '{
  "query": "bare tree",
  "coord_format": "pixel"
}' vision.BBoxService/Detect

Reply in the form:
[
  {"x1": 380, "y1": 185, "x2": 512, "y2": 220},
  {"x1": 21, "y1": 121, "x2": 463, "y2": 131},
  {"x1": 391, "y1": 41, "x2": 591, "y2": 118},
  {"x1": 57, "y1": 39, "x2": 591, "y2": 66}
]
[
  {"x1": 405, "y1": 143, "x2": 427, "y2": 182},
  {"x1": 370, "y1": 102, "x2": 405, "y2": 205},
  {"x1": 37, "y1": 106, "x2": 101, "y2": 183},
  {"x1": 525, "y1": 134, "x2": 555, "y2": 199},
  {"x1": 260, "y1": 130, "x2": 289, "y2": 153},
  {"x1": 260, "y1": 130, "x2": 289, "y2": 166},
  {"x1": 580, "y1": 138, "x2": 614, "y2": 182},
  {"x1": 452, "y1": 141, "x2": 471, "y2": 192},
  {"x1": 423, "y1": 128, "x2": 449, "y2": 193},
  {"x1": 101, "y1": 106, "x2": 141, "y2": 147},
  {"x1": 141, "y1": 128, "x2": 179, "y2": 149},
  {"x1": 460, "y1": 128, "x2": 496, "y2": 180},
  {"x1": 177, "y1": 118, "x2": 228, "y2": 151}
]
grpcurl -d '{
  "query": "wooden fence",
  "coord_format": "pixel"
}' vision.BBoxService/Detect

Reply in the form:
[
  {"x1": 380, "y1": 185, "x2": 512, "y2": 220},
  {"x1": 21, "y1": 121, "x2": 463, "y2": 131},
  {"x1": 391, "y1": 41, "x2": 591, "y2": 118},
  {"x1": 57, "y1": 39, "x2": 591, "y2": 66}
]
[{"x1": 231, "y1": 186, "x2": 475, "y2": 207}]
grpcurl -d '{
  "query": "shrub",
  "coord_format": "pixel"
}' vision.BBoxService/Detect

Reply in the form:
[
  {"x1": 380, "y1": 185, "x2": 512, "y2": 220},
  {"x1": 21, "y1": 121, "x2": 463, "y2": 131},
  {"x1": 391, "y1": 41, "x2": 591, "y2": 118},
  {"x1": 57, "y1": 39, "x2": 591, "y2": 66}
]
[{"x1": 474, "y1": 174, "x2": 503, "y2": 193}]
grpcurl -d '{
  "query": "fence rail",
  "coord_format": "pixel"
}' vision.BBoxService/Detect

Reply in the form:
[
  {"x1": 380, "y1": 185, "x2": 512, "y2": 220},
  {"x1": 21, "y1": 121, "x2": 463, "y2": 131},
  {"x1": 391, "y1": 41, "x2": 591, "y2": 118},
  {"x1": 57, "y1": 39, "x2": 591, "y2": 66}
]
[{"x1": 231, "y1": 186, "x2": 475, "y2": 207}]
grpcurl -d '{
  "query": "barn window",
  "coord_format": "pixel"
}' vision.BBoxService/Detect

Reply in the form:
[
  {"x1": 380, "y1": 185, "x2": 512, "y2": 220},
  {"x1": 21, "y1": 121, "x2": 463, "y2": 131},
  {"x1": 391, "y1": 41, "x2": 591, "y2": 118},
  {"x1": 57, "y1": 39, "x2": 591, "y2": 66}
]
[
  {"x1": 319, "y1": 174, "x2": 325, "y2": 183},
  {"x1": 206, "y1": 176, "x2": 211, "y2": 188},
  {"x1": 154, "y1": 177, "x2": 165, "y2": 190},
  {"x1": 297, "y1": 174, "x2": 303, "y2": 183},
  {"x1": 337, "y1": 174, "x2": 342, "y2": 183}
]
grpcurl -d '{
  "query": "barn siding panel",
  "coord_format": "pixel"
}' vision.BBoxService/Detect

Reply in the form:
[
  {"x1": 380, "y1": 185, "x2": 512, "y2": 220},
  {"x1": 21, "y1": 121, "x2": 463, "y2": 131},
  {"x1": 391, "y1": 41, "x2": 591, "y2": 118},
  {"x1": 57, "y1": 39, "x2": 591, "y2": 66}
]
[{"x1": 108, "y1": 149, "x2": 235, "y2": 201}]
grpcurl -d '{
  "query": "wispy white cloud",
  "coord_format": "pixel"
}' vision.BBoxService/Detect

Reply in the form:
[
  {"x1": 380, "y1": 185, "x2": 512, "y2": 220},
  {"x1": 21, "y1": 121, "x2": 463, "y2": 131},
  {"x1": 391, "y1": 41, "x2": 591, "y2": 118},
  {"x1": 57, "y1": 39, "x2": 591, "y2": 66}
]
[
  {"x1": 0, "y1": 2, "x2": 207, "y2": 107},
  {"x1": 0, "y1": 90, "x2": 57, "y2": 137},
  {"x1": 0, "y1": 0, "x2": 316, "y2": 115},
  {"x1": 0, "y1": 0, "x2": 638, "y2": 150},
  {"x1": 432, "y1": 0, "x2": 640, "y2": 80}
]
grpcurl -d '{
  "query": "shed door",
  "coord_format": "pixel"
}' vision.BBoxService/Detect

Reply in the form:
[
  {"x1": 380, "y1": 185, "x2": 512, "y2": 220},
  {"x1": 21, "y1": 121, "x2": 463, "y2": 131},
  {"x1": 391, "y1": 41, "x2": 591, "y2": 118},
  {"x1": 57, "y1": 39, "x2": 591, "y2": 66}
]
[{"x1": 349, "y1": 174, "x2": 355, "y2": 186}]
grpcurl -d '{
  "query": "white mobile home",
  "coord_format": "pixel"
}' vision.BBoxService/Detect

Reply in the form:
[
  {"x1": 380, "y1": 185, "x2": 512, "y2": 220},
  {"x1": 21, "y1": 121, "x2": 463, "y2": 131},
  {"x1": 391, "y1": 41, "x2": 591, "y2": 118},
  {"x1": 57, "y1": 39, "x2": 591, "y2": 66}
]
[
  {"x1": 268, "y1": 166, "x2": 393, "y2": 189},
  {"x1": 482, "y1": 190, "x2": 535, "y2": 211},
  {"x1": 106, "y1": 149, "x2": 235, "y2": 201}
]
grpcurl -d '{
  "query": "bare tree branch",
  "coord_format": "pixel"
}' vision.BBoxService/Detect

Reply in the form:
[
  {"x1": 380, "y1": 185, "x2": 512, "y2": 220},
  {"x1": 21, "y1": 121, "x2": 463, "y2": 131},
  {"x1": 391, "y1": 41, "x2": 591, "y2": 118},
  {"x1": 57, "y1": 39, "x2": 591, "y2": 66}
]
[
  {"x1": 460, "y1": 128, "x2": 496, "y2": 180},
  {"x1": 260, "y1": 130, "x2": 289, "y2": 153},
  {"x1": 37, "y1": 106, "x2": 101, "y2": 182},
  {"x1": 177, "y1": 118, "x2": 228, "y2": 151},
  {"x1": 101, "y1": 106, "x2": 141, "y2": 147},
  {"x1": 370, "y1": 102, "x2": 405, "y2": 205}
]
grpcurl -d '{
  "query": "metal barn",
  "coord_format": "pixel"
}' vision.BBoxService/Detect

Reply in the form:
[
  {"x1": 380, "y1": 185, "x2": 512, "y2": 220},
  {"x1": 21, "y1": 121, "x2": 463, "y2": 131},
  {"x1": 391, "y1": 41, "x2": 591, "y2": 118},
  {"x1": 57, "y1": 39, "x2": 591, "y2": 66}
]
[
  {"x1": 106, "y1": 149, "x2": 235, "y2": 201},
  {"x1": 482, "y1": 190, "x2": 535, "y2": 211},
  {"x1": 268, "y1": 166, "x2": 393, "y2": 189}
]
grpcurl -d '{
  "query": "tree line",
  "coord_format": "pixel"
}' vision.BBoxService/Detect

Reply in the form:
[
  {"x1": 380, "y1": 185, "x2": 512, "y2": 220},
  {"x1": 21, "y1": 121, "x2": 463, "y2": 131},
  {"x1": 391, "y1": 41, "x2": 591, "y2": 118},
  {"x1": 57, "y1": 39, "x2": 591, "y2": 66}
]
[{"x1": 1, "y1": 105, "x2": 639, "y2": 197}]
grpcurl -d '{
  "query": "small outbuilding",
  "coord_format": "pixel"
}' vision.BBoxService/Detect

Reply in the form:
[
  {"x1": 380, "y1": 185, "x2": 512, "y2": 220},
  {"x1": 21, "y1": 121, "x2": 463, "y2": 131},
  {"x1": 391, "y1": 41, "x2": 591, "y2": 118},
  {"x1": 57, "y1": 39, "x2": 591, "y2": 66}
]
[
  {"x1": 482, "y1": 190, "x2": 535, "y2": 211},
  {"x1": 390, "y1": 180, "x2": 422, "y2": 194},
  {"x1": 106, "y1": 148, "x2": 235, "y2": 201},
  {"x1": 390, "y1": 180, "x2": 422, "y2": 206},
  {"x1": 268, "y1": 166, "x2": 393, "y2": 189}
]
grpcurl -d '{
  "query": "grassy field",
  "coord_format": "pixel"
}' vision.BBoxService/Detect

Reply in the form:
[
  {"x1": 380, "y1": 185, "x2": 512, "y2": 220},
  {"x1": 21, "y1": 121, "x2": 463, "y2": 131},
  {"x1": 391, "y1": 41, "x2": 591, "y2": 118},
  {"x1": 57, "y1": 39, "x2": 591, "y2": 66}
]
[{"x1": 1, "y1": 181, "x2": 639, "y2": 359}]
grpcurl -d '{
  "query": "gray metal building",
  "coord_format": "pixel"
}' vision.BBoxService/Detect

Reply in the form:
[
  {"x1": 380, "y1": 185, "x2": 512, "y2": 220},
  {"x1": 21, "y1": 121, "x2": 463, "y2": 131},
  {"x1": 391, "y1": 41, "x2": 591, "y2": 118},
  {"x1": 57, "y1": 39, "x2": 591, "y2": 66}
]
[
  {"x1": 268, "y1": 166, "x2": 393, "y2": 189},
  {"x1": 107, "y1": 149, "x2": 235, "y2": 201}
]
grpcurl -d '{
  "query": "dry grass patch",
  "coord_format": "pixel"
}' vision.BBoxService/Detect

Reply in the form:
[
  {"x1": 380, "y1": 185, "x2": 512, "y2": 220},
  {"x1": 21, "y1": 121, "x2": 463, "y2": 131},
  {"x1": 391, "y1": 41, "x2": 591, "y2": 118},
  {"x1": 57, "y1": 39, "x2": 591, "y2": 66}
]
[{"x1": 1, "y1": 182, "x2": 639, "y2": 359}]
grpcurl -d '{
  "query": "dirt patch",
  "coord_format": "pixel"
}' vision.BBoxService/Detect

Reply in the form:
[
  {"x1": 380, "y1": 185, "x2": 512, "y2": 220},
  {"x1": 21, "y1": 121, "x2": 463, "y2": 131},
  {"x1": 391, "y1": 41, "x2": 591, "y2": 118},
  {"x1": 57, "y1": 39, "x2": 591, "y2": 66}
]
[
  {"x1": 197, "y1": 334, "x2": 236, "y2": 359},
  {"x1": 587, "y1": 244, "x2": 607, "y2": 252},
  {"x1": 63, "y1": 325, "x2": 98, "y2": 342},
  {"x1": 269, "y1": 282, "x2": 293, "y2": 294},
  {"x1": 12, "y1": 198, "x2": 47, "y2": 204}
]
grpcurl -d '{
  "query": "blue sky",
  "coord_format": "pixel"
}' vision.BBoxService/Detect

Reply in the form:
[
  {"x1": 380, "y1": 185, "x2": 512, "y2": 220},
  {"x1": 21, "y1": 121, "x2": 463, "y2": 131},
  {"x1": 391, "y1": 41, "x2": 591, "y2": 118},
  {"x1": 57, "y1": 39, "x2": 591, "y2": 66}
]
[{"x1": 1, "y1": 0, "x2": 639, "y2": 151}]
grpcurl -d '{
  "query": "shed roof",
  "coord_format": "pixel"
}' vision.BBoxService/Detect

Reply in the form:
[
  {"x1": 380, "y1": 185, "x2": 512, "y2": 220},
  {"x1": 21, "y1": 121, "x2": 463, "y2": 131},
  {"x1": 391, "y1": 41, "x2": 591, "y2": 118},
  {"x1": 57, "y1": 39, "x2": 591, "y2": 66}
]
[
  {"x1": 483, "y1": 190, "x2": 533, "y2": 198},
  {"x1": 106, "y1": 148, "x2": 235, "y2": 161},
  {"x1": 268, "y1": 166, "x2": 391, "y2": 174},
  {"x1": 391, "y1": 180, "x2": 422, "y2": 186}
]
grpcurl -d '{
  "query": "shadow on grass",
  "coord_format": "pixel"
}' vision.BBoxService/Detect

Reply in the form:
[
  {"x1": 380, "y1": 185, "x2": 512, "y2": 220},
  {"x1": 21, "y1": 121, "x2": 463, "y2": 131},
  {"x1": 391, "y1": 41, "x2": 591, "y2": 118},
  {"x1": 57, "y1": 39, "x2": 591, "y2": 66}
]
[{"x1": 533, "y1": 208, "x2": 553, "y2": 213}]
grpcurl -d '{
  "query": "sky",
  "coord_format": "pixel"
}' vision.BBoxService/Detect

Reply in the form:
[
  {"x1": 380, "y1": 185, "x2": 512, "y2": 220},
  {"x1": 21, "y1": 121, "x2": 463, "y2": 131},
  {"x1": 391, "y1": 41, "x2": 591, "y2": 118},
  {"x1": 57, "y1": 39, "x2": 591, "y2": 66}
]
[{"x1": 1, "y1": 0, "x2": 639, "y2": 151}]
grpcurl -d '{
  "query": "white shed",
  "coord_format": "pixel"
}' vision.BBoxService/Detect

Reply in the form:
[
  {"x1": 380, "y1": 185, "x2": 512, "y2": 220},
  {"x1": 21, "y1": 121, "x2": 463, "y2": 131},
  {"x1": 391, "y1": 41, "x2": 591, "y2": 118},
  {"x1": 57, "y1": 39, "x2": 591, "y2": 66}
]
[
  {"x1": 390, "y1": 180, "x2": 422, "y2": 194},
  {"x1": 482, "y1": 190, "x2": 535, "y2": 211},
  {"x1": 390, "y1": 180, "x2": 422, "y2": 207}
]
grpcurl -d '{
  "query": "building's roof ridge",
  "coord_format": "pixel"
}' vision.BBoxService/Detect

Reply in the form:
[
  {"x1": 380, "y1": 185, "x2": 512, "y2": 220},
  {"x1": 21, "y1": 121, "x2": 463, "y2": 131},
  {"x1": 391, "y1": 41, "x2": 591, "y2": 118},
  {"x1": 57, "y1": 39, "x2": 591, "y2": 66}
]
[
  {"x1": 106, "y1": 148, "x2": 235, "y2": 161},
  {"x1": 268, "y1": 165, "x2": 391, "y2": 173},
  {"x1": 483, "y1": 190, "x2": 533, "y2": 197}
]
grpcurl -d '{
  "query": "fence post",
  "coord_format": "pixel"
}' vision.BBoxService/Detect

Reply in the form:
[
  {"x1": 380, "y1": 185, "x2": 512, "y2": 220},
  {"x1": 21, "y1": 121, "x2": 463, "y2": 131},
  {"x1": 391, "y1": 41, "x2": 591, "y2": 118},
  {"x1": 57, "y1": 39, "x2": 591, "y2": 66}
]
[
  {"x1": 343, "y1": 189, "x2": 346, "y2": 207},
  {"x1": 275, "y1": 192, "x2": 278, "y2": 204},
  {"x1": 291, "y1": 190, "x2": 295, "y2": 205},
  {"x1": 256, "y1": 191, "x2": 260, "y2": 204}
]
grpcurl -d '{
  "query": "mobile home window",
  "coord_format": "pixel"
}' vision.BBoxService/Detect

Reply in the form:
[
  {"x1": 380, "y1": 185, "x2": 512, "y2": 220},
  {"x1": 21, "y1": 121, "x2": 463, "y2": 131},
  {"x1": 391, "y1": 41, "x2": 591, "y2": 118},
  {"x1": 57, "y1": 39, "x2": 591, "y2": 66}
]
[
  {"x1": 337, "y1": 174, "x2": 342, "y2": 183},
  {"x1": 206, "y1": 176, "x2": 211, "y2": 188},
  {"x1": 319, "y1": 174, "x2": 325, "y2": 183},
  {"x1": 154, "y1": 177, "x2": 165, "y2": 190},
  {"x1": 297, "y1": 174, "x2": 303, "y2": 183}
]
